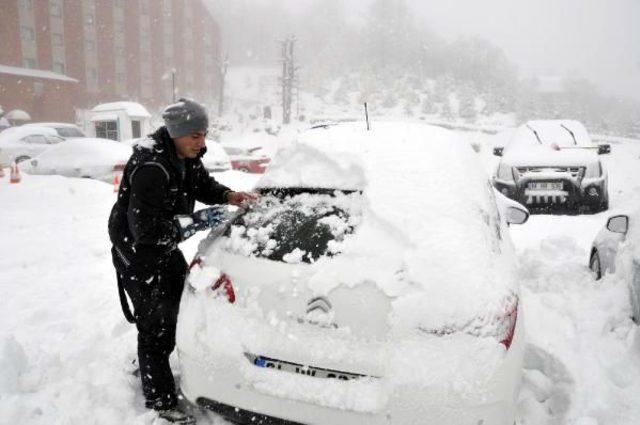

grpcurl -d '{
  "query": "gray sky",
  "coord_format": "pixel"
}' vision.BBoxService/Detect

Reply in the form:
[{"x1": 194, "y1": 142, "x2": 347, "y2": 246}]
[
  {"x1": 274, "y1": 0, "x2": 640, "y2": 100},
  {"x1": 408, "y1": 0, "x2": 640, "y2": 100},
  {"x1": 210, "y1": 0, "x2": 640, "y2": 100}
]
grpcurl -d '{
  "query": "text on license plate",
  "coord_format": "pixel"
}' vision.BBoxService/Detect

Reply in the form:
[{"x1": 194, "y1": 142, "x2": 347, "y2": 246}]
[
  {"x1": 245, "y1": 353, "x2": 370, "y2": 380},
  {"x1": 529, "y1": 182, "x2": 563, "y2": 190}
]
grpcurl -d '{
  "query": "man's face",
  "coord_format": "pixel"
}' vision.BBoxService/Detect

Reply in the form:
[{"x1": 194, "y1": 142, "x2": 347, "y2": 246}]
[{"x1": 173, "y1": 131, "x2": 207, "y2": 159}]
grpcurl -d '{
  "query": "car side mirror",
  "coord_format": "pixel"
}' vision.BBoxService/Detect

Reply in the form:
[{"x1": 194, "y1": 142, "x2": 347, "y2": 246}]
[
  {"x1": 606, "y1": 215, "x2": 629, "y2": 234},
  {"x1": 598, "y1": 144, "x2": 611, "y2": 155},
  {"x1": 506, "y1": 206, "x2": 529, "y2": 225},
  {"x1": 493, "y1": 147, "x2": 504, "y2": 157}
]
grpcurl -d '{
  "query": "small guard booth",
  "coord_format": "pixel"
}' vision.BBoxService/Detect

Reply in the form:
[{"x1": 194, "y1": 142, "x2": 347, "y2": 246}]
[{"x1": 88, "y1": 102, "x2": 152, "y2": 142}]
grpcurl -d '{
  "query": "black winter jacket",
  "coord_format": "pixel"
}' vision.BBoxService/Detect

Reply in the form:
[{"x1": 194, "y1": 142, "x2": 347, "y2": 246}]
[{"x1": 108, "y1": 127, "x2": 230, "y2": 270}]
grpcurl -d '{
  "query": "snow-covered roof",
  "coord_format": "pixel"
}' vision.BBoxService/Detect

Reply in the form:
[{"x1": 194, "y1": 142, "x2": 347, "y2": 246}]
[
  {"x1": 0, "y1": 64, "x2": 78, "y2": 83},
  {"x1": 25, "y1": 122, "x2": 79, "y2": 128},
  {"x1": 31, "y1": 138, "x2": 132, "y2": 168},
  {"x1": 0, "y1": 125, "x2": 57, "y2": 142},
  {"x1": 91, "y1": 102, "x2": 151, "y2": 118}
]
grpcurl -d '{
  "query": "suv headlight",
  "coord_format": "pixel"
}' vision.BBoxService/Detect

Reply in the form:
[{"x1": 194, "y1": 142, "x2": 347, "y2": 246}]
[
  {"x1": 497, "y1": 163, "x2": 514, "y2": 182},
  {"x1": 584, "y1": 162, "x2": 602, "y2": 178}
]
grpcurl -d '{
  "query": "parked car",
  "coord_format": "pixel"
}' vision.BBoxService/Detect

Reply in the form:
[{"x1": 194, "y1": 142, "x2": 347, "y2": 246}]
[
  {"x1": 201, "y1": 140, "x2": 232, "y2": 172},
  {"x1": 24, "y1": 122, "x2": 87, "y2": 139},
  {"x1": 177, "y1": 122, "x2": 529, "y2": 425},
  {"x1": 23, "y1": 138, "x2": 132, "y2": 182},
  {"x1": 589, "y1": 210, "x2": 640, "y2": 321},
  {"x1": 221, "y1": 144, "x2": 270, "y2": 173},
  {"x1": 492, "y1": 120, "x2": 609, "y2": 213},
  {"x1": 0, "y1": 125, "x2": 64, "y2": 166}
]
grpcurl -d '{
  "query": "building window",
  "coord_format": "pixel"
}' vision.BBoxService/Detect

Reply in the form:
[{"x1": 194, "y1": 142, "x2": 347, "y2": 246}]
[
  {"x1": 23, "y1": 57, "x2": 37, "y2": 68},
  {"x1": 95, "y1": 121, "x2": 118, "y2": 140},
  {"x1": 116, "y1": 73, "x2": 126, "y2": 84},
  {"x1": 20, "y1": 26, "x2": 35, "y2": 41},
  {"x1": 50, "y1": 3, "x2": 62, "y2": 17},
  {"x1": 19, "y1": 0, "x2": 33, "y2": 10},
  {"x1": 85, "y1": 40, "x2": 95, "y2": 52},
  {"x1": 131, "y1": 121, "x2": 141, "y2": 138},
  {"x1": 53, "y1": 61, "x2": 65, "y2": 74},
  {"x1": 52, "y1": 33, "x2": 63, "y2": 46},
  {"x1": 114, "y1": 21, "x2": 124, "y2": 33}
]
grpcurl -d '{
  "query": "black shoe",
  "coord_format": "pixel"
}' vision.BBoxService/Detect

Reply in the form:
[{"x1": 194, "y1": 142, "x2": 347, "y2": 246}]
[{"x1": 157, "y1": 407, "x2": 196, "y2": 424}]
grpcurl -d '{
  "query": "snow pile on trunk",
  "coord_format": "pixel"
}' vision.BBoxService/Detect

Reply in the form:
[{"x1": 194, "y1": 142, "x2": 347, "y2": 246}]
[{"x1": 254, "y1": 122, "x2": 517, "y2": 332}]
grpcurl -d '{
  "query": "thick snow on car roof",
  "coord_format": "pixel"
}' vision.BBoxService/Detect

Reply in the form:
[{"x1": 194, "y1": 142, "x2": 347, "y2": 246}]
[
  {"x1": 255, "y1": 122, "x2": 517, "y2": 330},
  {"x1": 31, "y1": 138, "x2": 132, "y2": 168},
  {"x1": 0, "y1": 125, "x2": 58, "y2": 142}
]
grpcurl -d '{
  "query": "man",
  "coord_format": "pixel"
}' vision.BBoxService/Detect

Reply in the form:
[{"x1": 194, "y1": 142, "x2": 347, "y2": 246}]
[{"x1": 108, "y1": 99, "x2": 256, "y2": 424}]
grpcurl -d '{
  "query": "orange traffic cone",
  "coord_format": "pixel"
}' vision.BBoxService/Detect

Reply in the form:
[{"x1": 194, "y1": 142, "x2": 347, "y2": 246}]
[
  {"x1": 9, "y1": 161, "x2": 21, "y2": 184},
  {"x1": 113, "y1": 173, "x2": 121, "y2": 193}
]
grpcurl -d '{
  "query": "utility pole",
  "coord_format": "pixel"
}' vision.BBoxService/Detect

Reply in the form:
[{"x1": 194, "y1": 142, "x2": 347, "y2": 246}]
[
  {"x1": 279, "y1": 36, "x2": 296, "y2": 125},
  {"x1": 171, "y1": 69, "x2": 176, "y2": 102},
  {"x1": 217, "y1": 53, "x2": 229, "y2": 116}
]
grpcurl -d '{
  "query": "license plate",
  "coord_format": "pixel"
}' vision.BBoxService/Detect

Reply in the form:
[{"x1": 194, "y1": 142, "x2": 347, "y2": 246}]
[
  {"x1": 245, "y1": 353, "x2": 369, "y2": 380},
  {"x1": 529, "y1": 182, "x2": 563, "y2": 191}
]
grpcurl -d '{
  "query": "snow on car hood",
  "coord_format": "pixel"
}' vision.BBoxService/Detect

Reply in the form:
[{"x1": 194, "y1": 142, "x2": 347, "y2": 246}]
[
  {"x1": 502, "y1": 144, "x2": 599, "y2": 167},
  {"x1": 250, "y1": 122, "x2": 518, "y2": 332}
]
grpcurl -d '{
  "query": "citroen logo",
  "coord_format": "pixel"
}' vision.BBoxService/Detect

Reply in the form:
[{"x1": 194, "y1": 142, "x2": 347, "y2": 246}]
[{"x1": 306, "y1": 296, "x2": 332, "y2": 315}]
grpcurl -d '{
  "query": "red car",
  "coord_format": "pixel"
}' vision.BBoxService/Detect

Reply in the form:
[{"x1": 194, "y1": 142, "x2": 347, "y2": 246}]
[{"x1": 222, "y1": 145, "x2": 270, "y2": 173}]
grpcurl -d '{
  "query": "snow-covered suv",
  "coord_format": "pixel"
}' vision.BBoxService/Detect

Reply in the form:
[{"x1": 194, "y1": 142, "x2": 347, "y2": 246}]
[{"x1": 492, "y1": 120, "x2": 609, "y2": 212}]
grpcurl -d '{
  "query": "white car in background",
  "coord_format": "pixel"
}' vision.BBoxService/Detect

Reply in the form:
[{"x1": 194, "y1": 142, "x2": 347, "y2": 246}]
[
  {"x1": 0, "y1": 125, "x2": 64, "y2": 166},
  {"x1": 177, "y1": 122, "x2": 529, "y2": 425},
  {"x1": 493, "y1": 120, "x2": 609, "y2": 213},
  {"x1": 23, "y1": 138, "x2": 132, "y2": 182},
  {"x1": 589, "y1": 210, "x2": 640, "y2": 322},
  {"x1": 24, "y1": 122, "x2": 87, "y2": 139},
  {"x1": 201, "y1": 140, "x2": 232, "y2": 173}
]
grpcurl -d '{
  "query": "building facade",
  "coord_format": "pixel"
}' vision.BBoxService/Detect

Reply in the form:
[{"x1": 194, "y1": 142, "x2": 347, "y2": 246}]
[{"x1": 0, "y1": 0, "x2": 221, "y2": 123}]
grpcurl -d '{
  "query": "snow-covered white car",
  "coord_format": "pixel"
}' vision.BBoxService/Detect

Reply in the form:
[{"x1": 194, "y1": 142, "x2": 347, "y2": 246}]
[
  {"x1": 222, "y1": 144, "x2": 271, "y2": 173},
  {"x1": 0, "y1": 125, "x2": 64, "y2": 166},
  {"x1": 493, "y1": 120, "x2": 609, "y2": 213},
  {"x1": 589, "y1": 210, "x2": 640, "y2": 322},
  {"x1": 177, "y1": 122, "x2": 529, "y2": 425},
  {"x1": 201, "y1": 140, "x2": 232, "y2": 173},
  {"x1": 24, "y1": 122, "x2": 87, "y2": 139},
  {"x1": 23, "y1": 138, "x2": 132, "y2": 182}
]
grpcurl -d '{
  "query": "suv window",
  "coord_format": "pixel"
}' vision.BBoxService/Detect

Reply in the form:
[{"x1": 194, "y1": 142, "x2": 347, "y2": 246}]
[{"x1": 223, "y1": 188, "x2": 362, "y2": 263}]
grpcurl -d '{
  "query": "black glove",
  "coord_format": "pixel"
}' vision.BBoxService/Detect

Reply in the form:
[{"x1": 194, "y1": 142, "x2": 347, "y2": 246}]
[{"x1": 174, "y1": 206, "x2": 229, "y2": 241}]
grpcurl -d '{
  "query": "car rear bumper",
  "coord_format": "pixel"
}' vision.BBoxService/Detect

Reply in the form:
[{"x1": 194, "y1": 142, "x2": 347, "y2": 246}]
[
  {"x1": 177, "y1": 309, "x2": 524, "y2": 425},
  {"x1": 494, "y1": 176, "x2": 607, "y2": 208}
]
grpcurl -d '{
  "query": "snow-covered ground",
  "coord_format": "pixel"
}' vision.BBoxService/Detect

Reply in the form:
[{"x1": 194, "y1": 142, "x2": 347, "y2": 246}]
[{"x1": 1, "y1": 131, "x2": 639, "y2": 425}]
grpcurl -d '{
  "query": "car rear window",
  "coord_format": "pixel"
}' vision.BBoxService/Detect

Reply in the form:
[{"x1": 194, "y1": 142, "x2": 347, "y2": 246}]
[{"x1": 223, "y1": 188, "x2": 362, "y2": 263}]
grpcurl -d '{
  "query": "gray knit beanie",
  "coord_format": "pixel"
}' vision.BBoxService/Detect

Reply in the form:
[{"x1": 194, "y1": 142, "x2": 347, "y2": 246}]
[{"x1": 162, "y1": 98, "x2": 209, "y2": 138}]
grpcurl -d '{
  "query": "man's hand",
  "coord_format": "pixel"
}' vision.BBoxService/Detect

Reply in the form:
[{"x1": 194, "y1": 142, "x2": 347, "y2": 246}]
[{"x1": 226, "y1": 191, "x2": 259, "y2": 207}]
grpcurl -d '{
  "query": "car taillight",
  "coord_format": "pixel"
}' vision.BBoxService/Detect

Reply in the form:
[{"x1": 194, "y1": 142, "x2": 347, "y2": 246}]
[
  {"x1": 497, "y1": 298, "x2": 518, "y2": 350},
  {"x1": 188, "y1": 256, "x2": 203, "y2": 271},
  {"x1": 212, "y1": 273, "x2": 236, "y2": 304}
]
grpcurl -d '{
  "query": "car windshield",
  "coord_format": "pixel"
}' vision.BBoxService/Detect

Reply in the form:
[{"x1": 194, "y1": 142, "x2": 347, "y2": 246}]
[
  {"x1": 223, "y1": 188, "x2": 362, "y2": 263},
  {"x1": 55, "y1": 127, "x2": 85, "y2": 138}
]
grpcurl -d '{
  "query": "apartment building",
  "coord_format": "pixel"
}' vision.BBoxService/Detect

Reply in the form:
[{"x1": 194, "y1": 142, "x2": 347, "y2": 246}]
[{"x1": 0, "y1": 0, "x2": 221, "y2": 123}]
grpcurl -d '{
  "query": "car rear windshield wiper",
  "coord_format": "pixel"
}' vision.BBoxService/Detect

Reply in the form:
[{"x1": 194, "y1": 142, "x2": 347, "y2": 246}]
[
  {"x1": 526, "y1": 124, "x2": 543, "y2": 145},
  {"x1": 560, "y1": 124, "x2": 578, "y2": 145}
]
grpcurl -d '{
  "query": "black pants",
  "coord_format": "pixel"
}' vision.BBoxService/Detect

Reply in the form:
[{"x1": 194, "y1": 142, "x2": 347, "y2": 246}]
[{"x1": 113, "y1": 248, "x2": 188, "y2": 410}]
